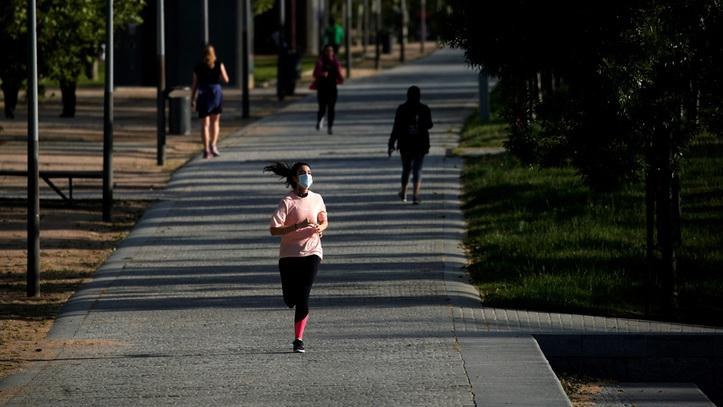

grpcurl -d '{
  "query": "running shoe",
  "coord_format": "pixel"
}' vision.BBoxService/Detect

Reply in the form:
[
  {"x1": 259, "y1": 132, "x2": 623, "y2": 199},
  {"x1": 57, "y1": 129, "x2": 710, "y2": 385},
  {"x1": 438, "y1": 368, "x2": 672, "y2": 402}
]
[
  {"x1": 398, "y1": 191, "x2": 407, "y2": 202},
  {"x1": 292, "y1": 339, "x2": 305, "y2": 353}
]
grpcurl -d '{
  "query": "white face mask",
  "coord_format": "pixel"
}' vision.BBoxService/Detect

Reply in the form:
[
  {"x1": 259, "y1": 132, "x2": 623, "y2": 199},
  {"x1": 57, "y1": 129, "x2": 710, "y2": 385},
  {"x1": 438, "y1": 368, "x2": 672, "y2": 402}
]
[{"x1": 298, "y1": 174, "x2": 313, "y2": 189}]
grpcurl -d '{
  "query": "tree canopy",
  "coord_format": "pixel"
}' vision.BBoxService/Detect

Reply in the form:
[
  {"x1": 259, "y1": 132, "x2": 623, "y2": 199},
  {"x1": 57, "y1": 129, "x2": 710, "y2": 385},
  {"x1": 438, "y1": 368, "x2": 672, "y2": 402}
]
[
  {"x1": 440, "y1": 0, "x2": 722, "y2": 190},
  {"x1": 0, "y1": 0, "x2": 146, "y2": 84}
]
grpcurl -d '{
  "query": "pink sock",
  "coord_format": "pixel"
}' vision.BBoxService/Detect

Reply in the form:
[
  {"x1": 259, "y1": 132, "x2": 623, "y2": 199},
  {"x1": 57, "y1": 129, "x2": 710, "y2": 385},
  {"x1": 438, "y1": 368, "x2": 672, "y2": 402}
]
[{"x1": 294, "y1": 315, "x2": 309, "y2": 340}]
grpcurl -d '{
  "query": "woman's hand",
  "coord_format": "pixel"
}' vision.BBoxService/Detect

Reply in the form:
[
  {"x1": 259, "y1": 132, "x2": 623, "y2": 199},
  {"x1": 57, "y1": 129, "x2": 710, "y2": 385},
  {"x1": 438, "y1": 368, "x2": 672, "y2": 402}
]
[
  {"x1": 297, "y1": 218, "x2": 312, "y2": 229},
  {"x1": 310, "y1": 223, "x2": 323, "y2": 235}
]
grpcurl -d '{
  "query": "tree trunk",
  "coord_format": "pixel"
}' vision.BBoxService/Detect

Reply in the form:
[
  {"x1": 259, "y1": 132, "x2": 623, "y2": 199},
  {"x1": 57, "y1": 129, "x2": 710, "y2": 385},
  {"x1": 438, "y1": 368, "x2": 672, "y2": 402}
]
[
  {"x1": 60, "y1": 80, "x2": 77, "y2": 118},
  {"x1": 645, "y1": 164, "x2": 656, "y2": 316},
  {"x1": 536, "y1": 71, "x2": 543, "y2": 104},
  {"x1": 656, "y1": 132, "x2": 679, "y2": 316}
]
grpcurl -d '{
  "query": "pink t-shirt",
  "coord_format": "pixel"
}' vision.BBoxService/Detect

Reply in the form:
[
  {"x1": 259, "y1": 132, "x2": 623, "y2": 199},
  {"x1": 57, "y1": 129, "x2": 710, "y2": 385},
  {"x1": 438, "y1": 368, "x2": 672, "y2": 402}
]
[{"x1": 270, "y1": 191, "x2": 327, "y2": 259}]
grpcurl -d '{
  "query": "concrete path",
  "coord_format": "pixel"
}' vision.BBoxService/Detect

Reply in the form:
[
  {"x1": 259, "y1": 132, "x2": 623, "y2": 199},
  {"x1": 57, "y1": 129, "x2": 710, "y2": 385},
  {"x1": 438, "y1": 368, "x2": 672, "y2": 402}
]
[{"x1": 2, "y1": 49, "x2": 719, "y2": 406}]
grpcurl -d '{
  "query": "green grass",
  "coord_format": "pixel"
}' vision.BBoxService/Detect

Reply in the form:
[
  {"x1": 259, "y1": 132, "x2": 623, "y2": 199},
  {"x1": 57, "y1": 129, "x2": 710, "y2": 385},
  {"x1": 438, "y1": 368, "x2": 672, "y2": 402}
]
[
  {"x1": 460, "y1": 117, "x2": 723, "y2": 325},
  {"x1": 459, "y1": 108, "x2": 507, "y2": 148},
  {"x1": 37, "y1": 62, "x2": 106, "y2": 89}
]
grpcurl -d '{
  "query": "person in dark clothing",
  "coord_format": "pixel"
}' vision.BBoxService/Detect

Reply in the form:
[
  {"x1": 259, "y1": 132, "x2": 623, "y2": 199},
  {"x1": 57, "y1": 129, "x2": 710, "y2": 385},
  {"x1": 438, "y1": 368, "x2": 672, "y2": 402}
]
[
  {"x1": 191, "y1": 44, "x2": 229, "y2": 159},
  {"x1": 388, "y1": 86, "x2": 433, "y2": 204},
  {"x1": 59, "y1": 80, "x2": 77, "y2": 118},
  {"x1": 310, "y1": 45, "x2": 344, "y2": 135},
  {"x1": 1, "y1": 79, "x2": 20, "y2": 119}
]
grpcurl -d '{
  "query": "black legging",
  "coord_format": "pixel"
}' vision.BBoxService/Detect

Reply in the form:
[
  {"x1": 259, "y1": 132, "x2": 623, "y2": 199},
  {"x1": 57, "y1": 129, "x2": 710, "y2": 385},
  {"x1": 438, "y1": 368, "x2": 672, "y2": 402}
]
[
  {"x1": 401, "y1": 152, "x2": 425, "y2": 186},
  {"x1": 279, "y1": 255, "x2": 320, "y2": 322},
  {"x1": 316, "y1": 86, "x2": 337, "y2": 129}
]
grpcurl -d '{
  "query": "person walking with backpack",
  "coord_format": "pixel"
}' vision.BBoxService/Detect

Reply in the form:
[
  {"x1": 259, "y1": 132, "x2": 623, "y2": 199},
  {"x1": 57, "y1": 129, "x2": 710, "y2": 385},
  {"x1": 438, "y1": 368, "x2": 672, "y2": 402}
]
[
  {"x1": 265, "y1": 161, "x2": 328, "y2": 353},
  {"x1": 387, "y1": 86, "x2": 433, "y2": 204}
]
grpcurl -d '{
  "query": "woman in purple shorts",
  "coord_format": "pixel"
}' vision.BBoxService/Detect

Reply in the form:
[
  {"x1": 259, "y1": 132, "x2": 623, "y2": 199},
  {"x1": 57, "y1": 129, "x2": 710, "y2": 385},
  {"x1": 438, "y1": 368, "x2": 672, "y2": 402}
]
[{"x1": 191, "y1": 44, "x2": 229, "y2": 159}]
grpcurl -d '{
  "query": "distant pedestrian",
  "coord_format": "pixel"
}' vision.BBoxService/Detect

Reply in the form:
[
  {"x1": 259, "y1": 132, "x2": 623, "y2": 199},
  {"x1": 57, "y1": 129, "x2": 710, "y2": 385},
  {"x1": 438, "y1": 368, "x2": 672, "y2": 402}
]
[
  {"x1": 322, "y1": 17, "x2": 344, "y2": 54},
  {"x1": 265, "y1": 161, "x2": 328, "y2": 353},
  {"x1": 310, "y1": 45, "x2": 344, "y2": 135},
  {"x1": 0, "y1": 79, "x2": 20, "y2": 119},
  {"x1": 387, "y1": 86, "x2": 433, "y2": 204},
  {"x1": 191, "y1": 44, "x2": 230, "y2": 159}
]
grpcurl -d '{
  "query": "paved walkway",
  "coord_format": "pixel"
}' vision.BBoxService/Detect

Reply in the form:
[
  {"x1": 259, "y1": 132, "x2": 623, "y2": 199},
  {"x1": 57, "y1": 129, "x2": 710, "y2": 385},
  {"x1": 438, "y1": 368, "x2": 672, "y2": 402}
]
[{"x1": 1, "y1": 49, "x2": 720, "y2": 406}]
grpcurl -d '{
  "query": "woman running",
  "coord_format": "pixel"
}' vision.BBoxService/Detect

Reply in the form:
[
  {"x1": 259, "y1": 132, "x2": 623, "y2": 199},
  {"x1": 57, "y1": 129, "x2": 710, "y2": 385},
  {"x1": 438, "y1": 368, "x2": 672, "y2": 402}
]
[
  {"x1": 265, "y1": 161, "x2": 328, "y2": 353},
  {"x1": 191, "y1": 44, "x2": 230, "y2": 159},
  {"x1": 310, "y1": 45, "x2": 344, "y2": 135}
]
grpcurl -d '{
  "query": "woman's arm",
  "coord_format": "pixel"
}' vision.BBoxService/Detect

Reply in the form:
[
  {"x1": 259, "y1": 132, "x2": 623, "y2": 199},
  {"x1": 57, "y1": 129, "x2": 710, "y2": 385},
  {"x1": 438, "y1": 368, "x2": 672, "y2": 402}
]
[
  {"x1": 191, "y1": 72, "x2": 198, "y2": 111},
  {"x1": 335, "y1": 60, "x2": 344, "y2": 84},
  {"x1": 315, "y1": 211, "x2": 328, "y2": 233},
  {"x1": 313, "y1": 59, "x2": 324, "y2": 80},
  {"x1": 270, "y1": 218, "x2": 311, "y2": 236},
  {"x1": 220, "y1": 63, "x2": 230, "y2": 84},
  {"x1": 388, "y1": 107, "x2": 402, "y2": 156}
]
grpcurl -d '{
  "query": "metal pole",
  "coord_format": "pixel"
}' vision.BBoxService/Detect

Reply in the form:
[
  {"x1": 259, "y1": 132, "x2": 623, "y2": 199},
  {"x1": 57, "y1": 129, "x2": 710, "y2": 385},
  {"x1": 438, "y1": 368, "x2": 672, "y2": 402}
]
[
  {"x1": 420, "y1": 0, "x2": 426, "y2": 53},
  {"x1": 478, "y1": 70, "x2": 490, "y2": 122},
  {"x1": 102, "y1": 0, "x2": 114, "y2": 222},
  {"x1": 202, "y1": 0, "x2": 209, "y2": 45},
  {"x1": 156, "y1": 0, "x2": 166, "y2": 166},
  {"x1": 362, "y1": 0, "x2": 368, "y2": 55},
  {"x1": 399, "y1": 0, "x2": 407, "y2": 63},
  {"x1": 290, "y1": 0, "x2": 297, "y2": 50},
  {"x1": 241, "y1": 0, "x2": 250, "y2": 118},
  {"x1": 279, "y1": 0, "x2": 285, "y2": 29},
  {"x1": 277, "y1": 0, "x2": 285, "y2": 100},
  {"x1": 26, "y1": 0, "x2": 40, "y2": 298},
  {"x1": 374, "y1": 0, "x2": 380, "y2": 69},
  {"x1": 345, "y1": 0, "x2": 351, "y2": 78}
]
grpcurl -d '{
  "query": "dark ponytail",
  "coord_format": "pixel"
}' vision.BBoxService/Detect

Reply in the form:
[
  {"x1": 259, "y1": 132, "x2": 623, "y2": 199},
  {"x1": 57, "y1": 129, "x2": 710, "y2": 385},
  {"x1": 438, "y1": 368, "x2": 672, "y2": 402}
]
[{"x1": 263, "y1": 161, "x2": 310, "y2": 188}]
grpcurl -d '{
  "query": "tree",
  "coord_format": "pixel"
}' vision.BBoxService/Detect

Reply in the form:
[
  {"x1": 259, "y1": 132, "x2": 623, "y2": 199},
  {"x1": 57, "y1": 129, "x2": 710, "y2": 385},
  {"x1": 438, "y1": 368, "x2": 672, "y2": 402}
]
[
  {"x1": 440, "y1": 0, "x2": 722, "y2": 315},
  {"x1": 0, "y1": 0, "x2": 28, "y2": 118},
  {"x1": 0, "y1": 0, "x2": 146, "y2": 117}
]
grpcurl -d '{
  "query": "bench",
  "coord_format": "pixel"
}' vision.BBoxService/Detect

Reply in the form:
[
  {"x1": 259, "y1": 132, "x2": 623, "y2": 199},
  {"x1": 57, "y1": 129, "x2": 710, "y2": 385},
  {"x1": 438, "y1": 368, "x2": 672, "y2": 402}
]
[{"x1": 0, "y1": 169, "x2": 104, "y2": 204}]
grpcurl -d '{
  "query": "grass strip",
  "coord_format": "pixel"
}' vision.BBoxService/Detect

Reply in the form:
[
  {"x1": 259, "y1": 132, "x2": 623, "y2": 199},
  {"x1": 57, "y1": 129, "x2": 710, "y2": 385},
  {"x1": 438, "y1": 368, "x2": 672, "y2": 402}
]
[{"x1": 460, "y1": 113, "x2": 723, "y2": 325}]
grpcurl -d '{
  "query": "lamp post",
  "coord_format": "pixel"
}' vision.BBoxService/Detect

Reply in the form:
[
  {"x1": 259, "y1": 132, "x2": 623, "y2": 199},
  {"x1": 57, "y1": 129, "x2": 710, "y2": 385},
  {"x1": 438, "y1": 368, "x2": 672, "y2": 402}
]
[
  {"x1": 156, "y1": 0, "x2": 166, "y2": 166},
  {"x1": 102, "y1": 0, "x2": 114, "y2": 221},
  {"x1": 399, "y1": 0, "x2": 407, "y2": 63},
  {"x1": 420, "y1": 0, "x2": 426, "y2": 53},
  {"x1": 202, "y1": 0, "x2": 209, "y2": 45},
  {"x1": 374, "y1": 0, "x2": 381, "y2": 69},
  {"x1": 345, "y1": 0, "x2": 351, "y2": 78},
  {"x1": 241, "y1": 0, "x2": 250, "y2": 118},
  {"x1": 26, "y1": 0, "x2": 40, "y2": 297},
  {"x1": 479, "y1": 69, "x2": 490, "y2": 122}
]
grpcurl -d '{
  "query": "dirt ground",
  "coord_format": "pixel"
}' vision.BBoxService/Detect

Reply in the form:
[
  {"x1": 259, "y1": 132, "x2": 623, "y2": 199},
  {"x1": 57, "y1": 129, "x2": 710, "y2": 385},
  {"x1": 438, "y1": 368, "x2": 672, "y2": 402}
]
[
  {"x1": 558, "y1": 374, "x2": 611, "y2": 407},
  {"x1": 0, "y1": 43, "x2": 437, "y2": 380}
]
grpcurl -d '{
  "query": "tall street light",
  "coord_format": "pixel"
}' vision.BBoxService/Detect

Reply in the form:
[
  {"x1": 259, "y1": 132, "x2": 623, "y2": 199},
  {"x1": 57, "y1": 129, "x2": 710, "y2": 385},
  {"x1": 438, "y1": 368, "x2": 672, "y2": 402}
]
[
  {"x1": 156, "y1": 0, "x2": 166, "y2": 166},
  {"x1": 26, "y1": 0, "x2": 40, "y2": 297},
  {"x1": 102, "y1": 0, "x2": 114, "y2": 222}
]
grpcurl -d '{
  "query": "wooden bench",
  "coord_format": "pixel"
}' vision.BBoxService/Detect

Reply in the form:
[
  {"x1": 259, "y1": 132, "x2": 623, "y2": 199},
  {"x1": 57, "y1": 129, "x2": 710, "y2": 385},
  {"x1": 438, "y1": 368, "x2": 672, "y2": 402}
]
[{"x1": 0, "y1": 169, "x2": 103, "y2": 204}]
